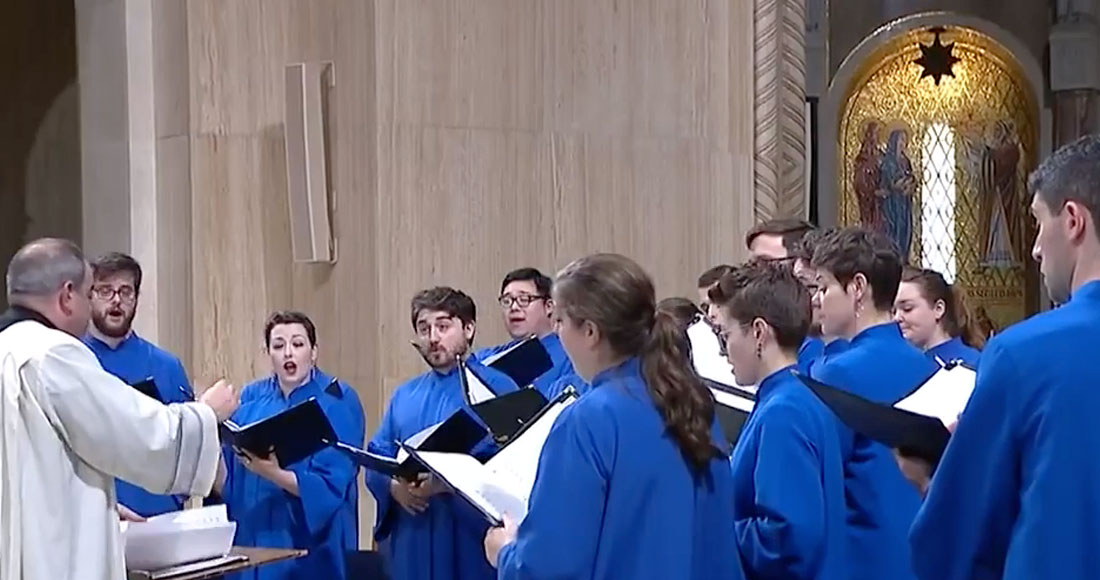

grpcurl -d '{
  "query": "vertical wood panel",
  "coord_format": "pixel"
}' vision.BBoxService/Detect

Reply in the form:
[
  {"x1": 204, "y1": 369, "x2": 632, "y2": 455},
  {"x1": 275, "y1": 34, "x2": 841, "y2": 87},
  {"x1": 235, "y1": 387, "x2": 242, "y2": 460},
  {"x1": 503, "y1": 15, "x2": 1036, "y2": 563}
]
[{"x1": 188, "y1": 0, "x2": 753, "y2": 543}]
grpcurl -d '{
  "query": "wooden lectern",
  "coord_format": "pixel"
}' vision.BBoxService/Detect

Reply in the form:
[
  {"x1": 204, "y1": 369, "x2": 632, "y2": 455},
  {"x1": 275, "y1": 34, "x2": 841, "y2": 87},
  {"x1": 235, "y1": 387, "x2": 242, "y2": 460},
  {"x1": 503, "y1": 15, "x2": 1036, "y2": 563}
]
[{"x1": 126, "y1": 547, "x2": 306, "y2": 580}]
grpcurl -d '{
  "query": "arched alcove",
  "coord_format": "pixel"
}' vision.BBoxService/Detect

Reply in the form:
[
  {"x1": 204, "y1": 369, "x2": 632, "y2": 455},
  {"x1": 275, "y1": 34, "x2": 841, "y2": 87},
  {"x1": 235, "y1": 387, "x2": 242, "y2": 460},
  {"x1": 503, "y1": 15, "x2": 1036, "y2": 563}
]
[{"x1": 820, "y1": 13, "x2": 1046, "y2": 330}]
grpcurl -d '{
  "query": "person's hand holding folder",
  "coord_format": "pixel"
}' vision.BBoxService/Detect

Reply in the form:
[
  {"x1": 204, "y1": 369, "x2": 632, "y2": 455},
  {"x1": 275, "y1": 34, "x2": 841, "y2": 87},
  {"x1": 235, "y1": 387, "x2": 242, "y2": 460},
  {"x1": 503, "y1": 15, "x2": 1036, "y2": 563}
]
[
  {"x1": 484, "y1": 514, "x2": 517, "y2": 567},
  {"x1": 894, "y1": 416, "x2": 959, "y2": 496},
  {"x1": 390, "y1": 474, "x2": 447, "y2": 515}
]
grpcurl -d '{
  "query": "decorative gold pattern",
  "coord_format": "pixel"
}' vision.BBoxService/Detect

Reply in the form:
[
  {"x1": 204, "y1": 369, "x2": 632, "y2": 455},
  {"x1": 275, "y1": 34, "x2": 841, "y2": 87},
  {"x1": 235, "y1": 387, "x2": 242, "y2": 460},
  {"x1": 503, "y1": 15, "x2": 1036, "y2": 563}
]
[
  {"x1": 838, "y1": 27, "x2": 1040, "y2": 330},
  {"x1": 754, "y1": 0, "x2": 807, "y2": 221}
]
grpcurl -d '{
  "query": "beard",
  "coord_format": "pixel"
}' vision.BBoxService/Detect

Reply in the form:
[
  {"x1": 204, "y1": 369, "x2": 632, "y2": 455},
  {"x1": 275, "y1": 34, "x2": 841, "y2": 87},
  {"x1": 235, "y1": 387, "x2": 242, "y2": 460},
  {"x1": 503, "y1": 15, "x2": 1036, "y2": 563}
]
[
  {"x1": 414, "y1": 341, "x2": 469, "y2": 370},
  {"x1": 92, "y1": 308, "x2": 136, "y2": 338}
]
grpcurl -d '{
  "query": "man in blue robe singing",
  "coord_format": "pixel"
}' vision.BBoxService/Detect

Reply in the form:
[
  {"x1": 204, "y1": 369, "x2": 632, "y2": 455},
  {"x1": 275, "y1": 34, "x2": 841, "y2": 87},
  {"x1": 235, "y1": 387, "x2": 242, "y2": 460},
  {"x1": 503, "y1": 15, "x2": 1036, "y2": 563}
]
[
  {"x1": 367, "y1": 287, "x2": 516, "y2": 580},
  {"x1": 903, "y1": 134, "x2": 1100, "y2": 579},
  {"x1": 82, "y1": 252, "x2": 195, "y2": 517},
  {"x1": 475, "y1": 268, "x2": 576, "y2": 398}
]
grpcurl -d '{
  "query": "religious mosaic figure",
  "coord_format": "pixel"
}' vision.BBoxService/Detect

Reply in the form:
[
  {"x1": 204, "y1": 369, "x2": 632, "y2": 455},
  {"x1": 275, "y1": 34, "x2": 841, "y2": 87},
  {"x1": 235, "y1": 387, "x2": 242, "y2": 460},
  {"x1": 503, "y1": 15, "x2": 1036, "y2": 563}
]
[
  {"x1": 878, "y1": 128, "x2": 916, "y2": 261},
  {"x1": 854, "y1": 121, "x2": 884, "y2": 232},
  {"x1": 977, "y1": 121, "x2": 1024, "y2": 267}
]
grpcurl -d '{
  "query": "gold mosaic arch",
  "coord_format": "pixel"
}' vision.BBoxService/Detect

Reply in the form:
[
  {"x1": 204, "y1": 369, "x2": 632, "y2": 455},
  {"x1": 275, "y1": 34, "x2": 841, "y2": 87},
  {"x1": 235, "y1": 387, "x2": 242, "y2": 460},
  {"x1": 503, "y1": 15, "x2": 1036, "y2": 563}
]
[{"x1": 837, "y1": 26, "x2": 1040, "y2": 332}]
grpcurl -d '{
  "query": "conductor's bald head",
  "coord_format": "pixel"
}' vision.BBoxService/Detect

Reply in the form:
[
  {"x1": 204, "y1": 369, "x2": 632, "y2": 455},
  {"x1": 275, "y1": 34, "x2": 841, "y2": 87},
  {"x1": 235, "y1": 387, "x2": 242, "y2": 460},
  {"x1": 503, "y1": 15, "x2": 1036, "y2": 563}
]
[{"x1": 6, "y1": 238, "x2": 93, "y2": 337}]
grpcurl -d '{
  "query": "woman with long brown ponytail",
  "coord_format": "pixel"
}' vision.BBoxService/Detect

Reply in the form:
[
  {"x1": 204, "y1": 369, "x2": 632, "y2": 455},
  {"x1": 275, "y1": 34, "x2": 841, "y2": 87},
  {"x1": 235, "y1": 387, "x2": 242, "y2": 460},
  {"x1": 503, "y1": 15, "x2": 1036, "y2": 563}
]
[
  {"x1": 893, "y1": 267, "x2": 984, "y2": 367},
  {"x1": 483, "y1": 253, "x2": 744, "y2": 580}
]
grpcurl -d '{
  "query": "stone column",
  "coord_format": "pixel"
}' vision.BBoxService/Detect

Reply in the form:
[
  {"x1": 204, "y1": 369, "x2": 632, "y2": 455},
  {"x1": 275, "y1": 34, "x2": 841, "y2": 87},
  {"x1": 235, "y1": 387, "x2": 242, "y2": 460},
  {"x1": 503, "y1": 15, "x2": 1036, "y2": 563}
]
[
  {"x1": 74, "y1": 0, "x2": 193, "y2": 367},
  {"x1": 753, "y1": 0, "x2": 808, "y2": 222},
  {"x1": 1050, "y1": 10, "x2": 1100, "y2": 146}
]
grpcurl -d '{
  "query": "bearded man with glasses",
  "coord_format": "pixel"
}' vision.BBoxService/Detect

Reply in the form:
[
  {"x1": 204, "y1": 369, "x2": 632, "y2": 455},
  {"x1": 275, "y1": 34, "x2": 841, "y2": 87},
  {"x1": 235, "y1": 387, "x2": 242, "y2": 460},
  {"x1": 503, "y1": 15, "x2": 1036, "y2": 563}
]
[{"x1": 82, "y1": 252, "x2": 197, "y2": 518}]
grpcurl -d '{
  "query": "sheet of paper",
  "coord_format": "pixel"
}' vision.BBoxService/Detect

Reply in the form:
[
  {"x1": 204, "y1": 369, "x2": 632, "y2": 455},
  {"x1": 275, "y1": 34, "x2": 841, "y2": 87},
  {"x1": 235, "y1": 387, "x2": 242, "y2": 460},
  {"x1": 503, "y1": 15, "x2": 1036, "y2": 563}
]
[
  {"x1": 893, "y1": 364, "x2": 976, "y2": 426},
  {"x1": 396, "y1": 421, "x2": 442, "y2": 463},
  {"x1": 709, "y1": 387, "x2": 756, "y2": 413},
  {"x1": 416, "y1": 451, "x2": 512, "y2": 522},
  {"x1": 486, "y1": 393, "x2": 577, "y2": 503},
  {"x1": 122, "y1": 506, "x2": 237, "y2": 571},
  {"x1": 465, "y1": 368, "x2": 498, "y2": 404},
  {"x1": 687, "y1": 319, "x2": 754, "y2": 390}
]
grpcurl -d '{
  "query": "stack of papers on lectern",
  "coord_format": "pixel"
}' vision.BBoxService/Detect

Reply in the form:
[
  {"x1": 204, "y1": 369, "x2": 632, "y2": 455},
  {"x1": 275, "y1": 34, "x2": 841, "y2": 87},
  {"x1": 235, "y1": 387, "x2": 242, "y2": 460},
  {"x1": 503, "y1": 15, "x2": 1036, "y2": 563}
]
[
  {"x1": 121, "y1": 505, "x2": 237, "y2": 571},
  {"x1": 407, "y1": 388, "x2": 580, "y2": 526}
]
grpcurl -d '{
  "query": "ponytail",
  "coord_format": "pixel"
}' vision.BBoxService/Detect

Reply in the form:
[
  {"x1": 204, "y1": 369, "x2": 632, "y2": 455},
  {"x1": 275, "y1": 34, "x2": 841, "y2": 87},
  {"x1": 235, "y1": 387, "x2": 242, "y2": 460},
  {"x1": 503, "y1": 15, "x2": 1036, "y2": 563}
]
[
  {"x1": 640, "y1": 309, "x2": 723, "y2": 473},
  {"x1": 902, "y1": 267, "x2": 987, "y2": 349},
  {"x1": 950, "y1": 286, "x2": 987, "y2": 349}
]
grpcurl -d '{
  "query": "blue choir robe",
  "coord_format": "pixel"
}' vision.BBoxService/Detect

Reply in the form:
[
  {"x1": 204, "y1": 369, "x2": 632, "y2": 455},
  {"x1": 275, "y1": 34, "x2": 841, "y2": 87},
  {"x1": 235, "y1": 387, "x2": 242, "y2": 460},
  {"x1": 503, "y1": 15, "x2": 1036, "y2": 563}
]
[
  {"x1": 83, "y1": 332, "x2": 193, "y2": 516},
  {"x1": 496, "y1": 357, "x2": 745, "y2": 580},
  {"x1": 731, "y1": 365, "x2": 847, "y2": 580},
  {"x1": 475, "y1": 333, "x2": 574, "y2": 397},
  {"x1": 910, "y1": 280, "x2": 1100, "y2": 580},
  {"x1": 797, "y1": 337, "x2": 824, "y2": 374},
  {"x1": 925, "y1": 336, "x2": 980, "y2": 368},
  {"x1": 542, "y1": 372, "x2": 590, "y2": 400},
  {"x1": 222, "y1": 369, "x2": 365, "y2": 580},
  {"x1": 797, "y1": 337, "x2": 849, "y2": 377},
  {"x1": 810, "y1": 322, "x2": 937, "y2": 580},
  {"x1": 365, "y1": 366, "x2": 517, "y2": 580}
]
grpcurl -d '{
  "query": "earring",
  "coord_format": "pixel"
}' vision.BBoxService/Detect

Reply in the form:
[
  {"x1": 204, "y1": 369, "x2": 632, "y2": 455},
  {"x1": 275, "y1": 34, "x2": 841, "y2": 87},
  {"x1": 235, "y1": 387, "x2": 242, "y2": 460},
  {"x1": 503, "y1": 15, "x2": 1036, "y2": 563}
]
[{"x1": 755, "y1": 342, "x2": 763, "y2": 359}]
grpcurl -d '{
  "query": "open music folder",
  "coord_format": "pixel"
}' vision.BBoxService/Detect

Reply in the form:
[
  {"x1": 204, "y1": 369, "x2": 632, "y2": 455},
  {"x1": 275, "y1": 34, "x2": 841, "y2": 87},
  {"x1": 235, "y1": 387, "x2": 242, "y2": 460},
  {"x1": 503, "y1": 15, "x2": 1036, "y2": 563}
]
[
  {"x1": 795, "y1": 362, "x2": 977, "y2": 465},
  {"x1": 219, "y1": 396, "x2": 336, "y2": 466},
  {"x1": 706, "y1": 379, "x2": 756, "y2": 446},
  {"x1": 404, "y1": 387, "x2": 581, "y2": 526},
  {"x1": 460, "y1": 356, "x2": 551, "y2": 442},
  {"x1": 480, "y1": 336, "x2": 554, "y2": 388},
  {"x1": 327, "y1": 407, "x2": 488, "y2": 480}
]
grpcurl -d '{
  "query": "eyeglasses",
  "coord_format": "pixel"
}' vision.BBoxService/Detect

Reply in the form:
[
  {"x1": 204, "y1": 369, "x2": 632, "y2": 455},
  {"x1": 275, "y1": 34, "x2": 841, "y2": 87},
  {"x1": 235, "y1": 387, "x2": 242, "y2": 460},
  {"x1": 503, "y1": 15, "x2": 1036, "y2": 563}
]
[
  {"x1": 92, "y1": 285, "x2": 136, "y2": 302},
  {"x1": 498, "y1": 294, "x2": 548, "y2": 309}
]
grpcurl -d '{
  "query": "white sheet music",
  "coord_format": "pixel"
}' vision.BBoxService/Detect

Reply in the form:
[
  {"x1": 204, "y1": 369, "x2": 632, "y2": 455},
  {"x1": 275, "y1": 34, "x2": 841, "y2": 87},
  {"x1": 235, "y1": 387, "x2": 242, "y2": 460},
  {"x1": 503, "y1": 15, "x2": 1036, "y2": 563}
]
[
  {"x1": 415, "y1": 392, "x2": 578, "y2": 523},
  {"x1": 465, "y1": 367, "x2": 498, "y2": 404},
  {"x1": 893, "y1": 364, "x2": 976, "y2": 426},
  {"x1": 710, "y1": 387, "x2": 756, "y2": 413},
  {"x1": 121, "y1": 505, "x2": 237, "y2": 571},
  {"x1": 687, "y1": 319, "x2": 755, "y2": 391},
  {"x1": 395, "y1": 421, "x2": 443, "y2": 463}
]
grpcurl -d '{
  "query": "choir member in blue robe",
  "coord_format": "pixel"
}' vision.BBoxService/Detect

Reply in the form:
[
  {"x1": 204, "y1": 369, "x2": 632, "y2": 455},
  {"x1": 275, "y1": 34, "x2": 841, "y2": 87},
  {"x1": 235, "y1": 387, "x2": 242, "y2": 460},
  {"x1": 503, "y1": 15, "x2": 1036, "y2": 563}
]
[
  {"x1": 906, "y1": 137, "x2": 1100, "y2": 579},
  {"x1": 894, "y1": 267, "x2": 983, "y2": 368},
  {"x1": 366, "y1": 287, "x2": 517, "y2": 580},
  {"x1": 476, "y1": 268, "x2": 574, "y2": 394},
  {"x1": 710, "y1": 261, "x2": 847, "y2": 579},
  {"x1": 217, "y1": 311, "x2": 365, "y2": 580},
  {"x1": 485, "y1": 253, "x2": 745, "y2": 580},
  {"x1": 809, "y1": 227, "x2": 939, "y2": 580},
  {"x1": 82, "y1": 252, "x2": 195, "y2": 517},
  {"x1": 791, "y1": 228, "x2": 847, "y2": 374}
]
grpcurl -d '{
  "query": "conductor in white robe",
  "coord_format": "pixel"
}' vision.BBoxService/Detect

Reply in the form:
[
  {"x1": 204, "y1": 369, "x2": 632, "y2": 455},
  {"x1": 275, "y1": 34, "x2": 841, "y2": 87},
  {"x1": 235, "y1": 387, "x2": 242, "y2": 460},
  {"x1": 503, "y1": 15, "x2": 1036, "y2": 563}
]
[{"x1": 0, "y1": 238, "x2": 241, "y2": 580}]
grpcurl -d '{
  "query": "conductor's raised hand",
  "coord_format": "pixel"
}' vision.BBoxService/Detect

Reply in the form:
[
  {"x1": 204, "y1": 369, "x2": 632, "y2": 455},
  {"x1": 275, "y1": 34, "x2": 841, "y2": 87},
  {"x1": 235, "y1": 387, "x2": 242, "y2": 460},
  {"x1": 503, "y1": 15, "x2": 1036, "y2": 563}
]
[{"x1": 198, "y1": 378, "x2": 241, "y2": 422}]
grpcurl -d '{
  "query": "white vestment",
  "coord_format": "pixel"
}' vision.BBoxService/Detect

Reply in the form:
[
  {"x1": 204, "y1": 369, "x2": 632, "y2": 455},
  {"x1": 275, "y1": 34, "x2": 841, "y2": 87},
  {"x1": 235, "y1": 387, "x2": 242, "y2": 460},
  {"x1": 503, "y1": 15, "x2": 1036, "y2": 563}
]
[{"x1": 0, "y1": 320, "x2": 220, "y2": 580}]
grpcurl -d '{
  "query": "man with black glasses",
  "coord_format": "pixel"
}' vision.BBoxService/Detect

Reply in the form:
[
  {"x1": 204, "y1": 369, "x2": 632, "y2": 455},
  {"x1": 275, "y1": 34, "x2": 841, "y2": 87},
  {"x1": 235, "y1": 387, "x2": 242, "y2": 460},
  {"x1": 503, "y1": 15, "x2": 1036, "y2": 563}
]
[{"x1": 83, "y1": 252, "x2": 196, "y2": 518}]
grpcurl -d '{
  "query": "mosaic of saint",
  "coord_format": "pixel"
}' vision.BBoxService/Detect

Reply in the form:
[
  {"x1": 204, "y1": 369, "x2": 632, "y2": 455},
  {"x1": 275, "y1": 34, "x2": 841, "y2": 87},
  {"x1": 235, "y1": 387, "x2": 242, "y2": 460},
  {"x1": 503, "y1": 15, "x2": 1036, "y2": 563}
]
[{"x1": 838, "y1": 26, "x2": 1040, "y2": 331}]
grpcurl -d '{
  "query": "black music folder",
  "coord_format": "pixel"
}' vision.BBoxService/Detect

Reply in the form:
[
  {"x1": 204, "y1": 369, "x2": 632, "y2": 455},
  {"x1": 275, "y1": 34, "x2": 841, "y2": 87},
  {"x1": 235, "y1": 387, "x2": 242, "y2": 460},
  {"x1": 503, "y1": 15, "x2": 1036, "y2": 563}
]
[
  {"x1": 705, "y1": 379, "x2": 756, "y2": 445},
  {"x1": 794, "y1": 364, "x2": 976, "y2": 466},
  {"x1": 328, "y1": 407, "x2": 488, "y2": 480},
  {"x1": 406, "y1": 387, "x2": 581, "y2": 526},
  {"x1": 472, "y1": 388, "x2": 549, "y2": 443},
  {"x1": 131, "y1": 377, "x2": 162, "y2": 403},
  {"x1": 220, "y1": 397, "x2": 336, "y2": 467},
  {"x1": 481, "y1": 337, "x2": 554, "y2": 388}
]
